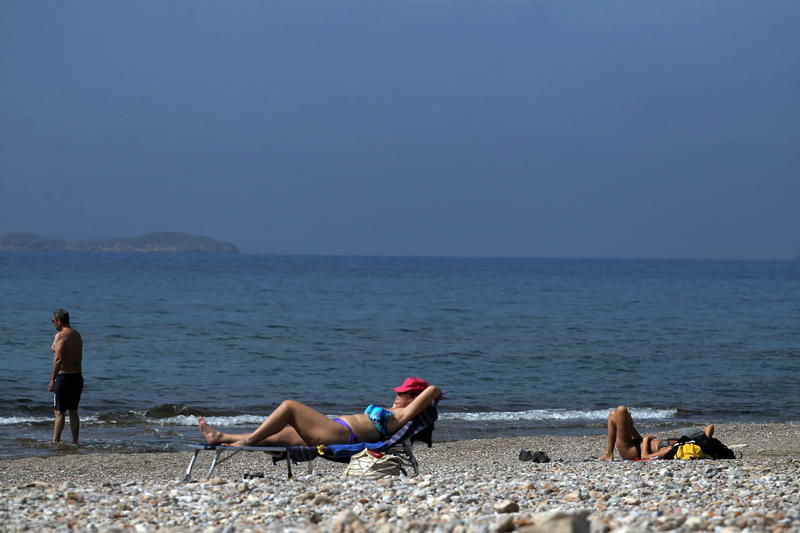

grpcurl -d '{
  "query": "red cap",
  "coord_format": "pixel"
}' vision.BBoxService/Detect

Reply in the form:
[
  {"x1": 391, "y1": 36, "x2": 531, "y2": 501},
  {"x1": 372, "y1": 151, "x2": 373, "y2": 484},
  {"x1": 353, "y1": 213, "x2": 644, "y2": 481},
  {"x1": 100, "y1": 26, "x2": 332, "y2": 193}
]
[{"x1": 393, "y1": 377, "x2": 429, "y2": 393}]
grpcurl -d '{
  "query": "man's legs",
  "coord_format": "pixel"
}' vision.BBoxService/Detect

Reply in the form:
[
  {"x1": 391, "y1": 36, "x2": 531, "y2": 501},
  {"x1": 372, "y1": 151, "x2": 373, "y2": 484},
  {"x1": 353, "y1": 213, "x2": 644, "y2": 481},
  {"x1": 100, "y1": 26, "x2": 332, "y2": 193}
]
[
  {"x1": 53, "y1": 410, "x2": 65, "y2": 443},
  {"x1": 67, "y1": 409, "x2": 80, "y2": 444},
  {"x1": 52, "y1": 375, "x2": 81, "y2": 444}
]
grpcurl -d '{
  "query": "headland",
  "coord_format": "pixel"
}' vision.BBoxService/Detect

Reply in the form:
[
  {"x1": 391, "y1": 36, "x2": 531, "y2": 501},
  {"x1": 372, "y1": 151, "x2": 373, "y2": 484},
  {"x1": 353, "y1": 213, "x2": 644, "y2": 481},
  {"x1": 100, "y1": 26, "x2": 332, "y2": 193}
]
[{"x1": 0, "y1": 232, "x2": 238, "y2": 253}]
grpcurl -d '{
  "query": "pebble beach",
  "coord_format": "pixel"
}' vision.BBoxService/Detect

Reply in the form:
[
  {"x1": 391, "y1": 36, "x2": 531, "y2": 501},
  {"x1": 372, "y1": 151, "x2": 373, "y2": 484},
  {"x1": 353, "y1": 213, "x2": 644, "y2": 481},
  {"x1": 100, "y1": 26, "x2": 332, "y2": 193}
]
[{"x1": 2, "y1": 423, "x2": 798, "y2": 532}]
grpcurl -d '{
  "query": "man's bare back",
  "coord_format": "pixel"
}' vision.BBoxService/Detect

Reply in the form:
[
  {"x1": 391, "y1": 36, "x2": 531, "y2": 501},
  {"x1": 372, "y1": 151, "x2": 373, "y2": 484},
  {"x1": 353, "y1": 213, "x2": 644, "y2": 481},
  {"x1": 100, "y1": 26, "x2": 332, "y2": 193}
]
[{"x1": 51, "y1": 327, "x2": 83, "y2": 375}]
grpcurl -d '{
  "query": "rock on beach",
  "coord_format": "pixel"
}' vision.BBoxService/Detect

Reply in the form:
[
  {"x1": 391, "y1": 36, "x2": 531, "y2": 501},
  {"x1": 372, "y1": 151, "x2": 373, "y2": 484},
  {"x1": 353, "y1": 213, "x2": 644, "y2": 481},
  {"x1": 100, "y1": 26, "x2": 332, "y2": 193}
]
[{"x1": 1, "y1": 422, "x2": 799, "y2": 532}]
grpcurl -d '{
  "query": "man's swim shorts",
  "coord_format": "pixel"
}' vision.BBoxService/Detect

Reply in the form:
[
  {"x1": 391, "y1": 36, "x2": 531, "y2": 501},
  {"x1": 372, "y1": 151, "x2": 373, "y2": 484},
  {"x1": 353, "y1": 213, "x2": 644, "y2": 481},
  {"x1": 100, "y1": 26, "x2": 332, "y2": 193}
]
[{"x1": 53, "y1": 373, "x2": 83, "y2": 412}]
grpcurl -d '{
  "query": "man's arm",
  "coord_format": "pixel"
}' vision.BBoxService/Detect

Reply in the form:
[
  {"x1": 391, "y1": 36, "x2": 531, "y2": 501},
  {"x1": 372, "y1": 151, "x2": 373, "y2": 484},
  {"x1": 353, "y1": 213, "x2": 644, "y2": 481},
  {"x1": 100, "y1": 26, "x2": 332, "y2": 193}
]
[{"x1": 49, "y1": 334, "x2": 63, "y2": 391}]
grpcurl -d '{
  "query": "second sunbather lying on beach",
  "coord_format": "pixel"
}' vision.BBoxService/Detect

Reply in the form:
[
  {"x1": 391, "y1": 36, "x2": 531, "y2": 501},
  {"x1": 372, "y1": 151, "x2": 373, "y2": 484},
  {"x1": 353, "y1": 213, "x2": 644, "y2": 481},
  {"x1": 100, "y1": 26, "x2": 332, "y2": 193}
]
[
  {"x1": 198, "y1": 377, "x2": 441, "y2": 448},
  {"x1": 598, "y1": 405, "x2": 714, "y2": 460}
]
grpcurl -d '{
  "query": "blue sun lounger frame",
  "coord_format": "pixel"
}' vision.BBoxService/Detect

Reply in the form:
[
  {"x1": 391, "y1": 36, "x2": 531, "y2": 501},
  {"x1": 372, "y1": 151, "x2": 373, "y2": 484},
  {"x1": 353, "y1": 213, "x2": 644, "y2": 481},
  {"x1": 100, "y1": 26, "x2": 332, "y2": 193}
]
[{"x1": 184, "y1": 404, "x2": 437, "y2": 482}]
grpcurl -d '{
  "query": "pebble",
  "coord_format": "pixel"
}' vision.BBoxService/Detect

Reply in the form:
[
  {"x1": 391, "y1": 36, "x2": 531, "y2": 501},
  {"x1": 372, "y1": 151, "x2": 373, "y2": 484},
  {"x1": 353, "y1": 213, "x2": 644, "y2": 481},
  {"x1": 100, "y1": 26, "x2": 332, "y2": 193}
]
[
  {"x1": 1, "y1": 422, "x2": 799, "y2": 532},
  {"x1": 493, "y1": 500, "x2": 519, "y2": 513}
]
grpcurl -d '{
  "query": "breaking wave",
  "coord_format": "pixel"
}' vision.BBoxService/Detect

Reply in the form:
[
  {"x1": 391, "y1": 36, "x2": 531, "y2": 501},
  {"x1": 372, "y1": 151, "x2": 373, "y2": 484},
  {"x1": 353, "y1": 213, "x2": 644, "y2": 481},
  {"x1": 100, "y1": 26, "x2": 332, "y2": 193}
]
[{"x1": 440, "y1": 407, "x2": 676, "y2": 422}]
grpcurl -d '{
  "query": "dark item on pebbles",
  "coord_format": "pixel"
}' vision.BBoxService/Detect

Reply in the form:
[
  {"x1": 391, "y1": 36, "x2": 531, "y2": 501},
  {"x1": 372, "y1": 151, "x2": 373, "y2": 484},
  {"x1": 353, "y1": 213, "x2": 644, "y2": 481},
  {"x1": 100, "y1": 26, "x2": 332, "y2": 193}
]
[{"x1": 519, "y1": 450, "x2": 551, "y2": 463}]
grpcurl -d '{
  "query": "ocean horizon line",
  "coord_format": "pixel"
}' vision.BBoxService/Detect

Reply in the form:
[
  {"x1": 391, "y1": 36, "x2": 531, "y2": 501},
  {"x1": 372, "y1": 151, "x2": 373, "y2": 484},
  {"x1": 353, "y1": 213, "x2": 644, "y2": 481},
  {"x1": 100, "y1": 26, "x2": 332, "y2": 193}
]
[
  {"x1": 232, "y1": 250, "x2": 800, "y2": 263},
  {"x1": 2, "y1": 246, "x2": 797, "y2": 262}
]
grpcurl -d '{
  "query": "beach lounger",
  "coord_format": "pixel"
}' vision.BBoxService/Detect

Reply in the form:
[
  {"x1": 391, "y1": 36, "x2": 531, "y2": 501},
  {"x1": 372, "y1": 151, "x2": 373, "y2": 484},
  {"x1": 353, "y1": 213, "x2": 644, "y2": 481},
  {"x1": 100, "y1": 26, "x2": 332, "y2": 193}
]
[{"x1": 184, "y1": 403, "x2": 437, "y2": 482}]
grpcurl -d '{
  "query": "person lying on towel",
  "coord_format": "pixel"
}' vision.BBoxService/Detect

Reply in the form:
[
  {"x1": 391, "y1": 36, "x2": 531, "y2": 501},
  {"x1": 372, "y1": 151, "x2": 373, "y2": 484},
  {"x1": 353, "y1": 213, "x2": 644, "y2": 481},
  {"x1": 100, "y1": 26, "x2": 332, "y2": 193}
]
[
  {"x1": 598, "y1": 405, "x2": 714, "y2": 461},
  {"x1": 198, "y1": 377, "x2": 441, "y2": 448}
]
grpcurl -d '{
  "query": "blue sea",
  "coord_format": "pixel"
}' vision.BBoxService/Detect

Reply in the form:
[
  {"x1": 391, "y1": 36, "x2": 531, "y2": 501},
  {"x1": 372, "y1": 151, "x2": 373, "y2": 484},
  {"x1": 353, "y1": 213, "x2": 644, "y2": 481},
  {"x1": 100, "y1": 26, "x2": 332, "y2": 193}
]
[{"x1": 1, "y1": 252, "x2": 798, "y2": 459}]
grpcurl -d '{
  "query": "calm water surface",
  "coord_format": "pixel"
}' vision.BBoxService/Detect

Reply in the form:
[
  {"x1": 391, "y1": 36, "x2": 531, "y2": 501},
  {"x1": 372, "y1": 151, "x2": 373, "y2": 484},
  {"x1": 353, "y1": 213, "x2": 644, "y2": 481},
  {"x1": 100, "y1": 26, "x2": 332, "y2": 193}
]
[{"x1": 1, "y1": 253, "x2": 798, "y2": 458}]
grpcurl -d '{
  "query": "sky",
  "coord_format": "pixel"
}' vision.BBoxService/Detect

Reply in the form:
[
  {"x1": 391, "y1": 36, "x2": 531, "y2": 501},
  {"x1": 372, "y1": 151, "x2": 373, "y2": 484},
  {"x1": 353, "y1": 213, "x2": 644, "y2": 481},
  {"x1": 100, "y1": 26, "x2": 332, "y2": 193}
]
[{"x1": 1, "y1": 1, "x2": 798, "y2": 259}]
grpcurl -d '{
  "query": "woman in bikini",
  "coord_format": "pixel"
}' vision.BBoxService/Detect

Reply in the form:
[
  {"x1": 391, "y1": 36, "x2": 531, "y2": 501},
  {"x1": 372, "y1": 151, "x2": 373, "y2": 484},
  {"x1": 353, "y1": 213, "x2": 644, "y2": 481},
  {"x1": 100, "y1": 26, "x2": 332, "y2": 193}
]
[
  {"x1": 598, "y1": 405, "x2": 715, "y2": 460},
  {"x1": 198, "y1": 377, "x2": 441, "y2": 447}
]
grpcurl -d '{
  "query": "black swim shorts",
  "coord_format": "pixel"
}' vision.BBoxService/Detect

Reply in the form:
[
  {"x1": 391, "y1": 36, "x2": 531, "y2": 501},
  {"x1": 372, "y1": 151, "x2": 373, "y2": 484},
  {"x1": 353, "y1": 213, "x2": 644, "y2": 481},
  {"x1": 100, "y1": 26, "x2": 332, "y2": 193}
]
[{"x1": 53, "y1": 373, "x2": 83, "y2": 412}]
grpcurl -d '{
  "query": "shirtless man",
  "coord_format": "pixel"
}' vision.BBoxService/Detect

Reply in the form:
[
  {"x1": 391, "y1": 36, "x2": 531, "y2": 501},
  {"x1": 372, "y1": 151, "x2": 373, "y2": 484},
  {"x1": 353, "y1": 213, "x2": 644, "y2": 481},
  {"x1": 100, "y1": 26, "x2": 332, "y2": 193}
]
[{"x1": 48, "y1": 309, "x2": 83, "y2": 444}]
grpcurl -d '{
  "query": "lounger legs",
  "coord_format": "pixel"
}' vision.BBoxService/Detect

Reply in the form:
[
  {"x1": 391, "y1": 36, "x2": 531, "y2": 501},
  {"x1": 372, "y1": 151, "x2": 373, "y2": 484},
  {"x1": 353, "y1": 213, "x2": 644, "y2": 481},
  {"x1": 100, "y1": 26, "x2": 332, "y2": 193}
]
[
  {"x1": 283, "y1": 452, "x2": 293, "y2": 478},
  {"x1": 408, "y1": 450, "x2": 420, "y2": 475},
  {"x1": 183, "y1": 444, "x2": 422, "y2": 482},
  {"x1": 184, "y1": 448, "x2": 243, "y2": 482},
  {"x1": 392, "y1": 443, "x2": 419, "y2": 475},
  {"x1": 184, "y1": 449, "x2": 201, "y2": 482},
  {"x1": 206, "y1": 447, "x2": 229, "y2": 479},
  {"x1": 184, "y1": 447, "x2": 297, "y2": 482}
]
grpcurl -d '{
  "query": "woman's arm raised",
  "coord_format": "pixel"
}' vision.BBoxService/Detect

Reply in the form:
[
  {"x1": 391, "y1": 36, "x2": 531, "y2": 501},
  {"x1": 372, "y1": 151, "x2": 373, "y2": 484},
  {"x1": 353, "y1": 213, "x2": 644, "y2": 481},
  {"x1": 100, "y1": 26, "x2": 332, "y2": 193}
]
[{"x1": 392, "y1": 385, "x2": 441, "y2": 427}]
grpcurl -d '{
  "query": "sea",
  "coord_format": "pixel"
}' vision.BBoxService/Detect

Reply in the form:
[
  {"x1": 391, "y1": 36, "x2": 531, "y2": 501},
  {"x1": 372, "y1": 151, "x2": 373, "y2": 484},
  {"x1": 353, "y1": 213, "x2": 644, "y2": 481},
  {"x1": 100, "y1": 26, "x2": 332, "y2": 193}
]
[{"x1": 1, "y1": 252, "x2": 798, "y2": 459}]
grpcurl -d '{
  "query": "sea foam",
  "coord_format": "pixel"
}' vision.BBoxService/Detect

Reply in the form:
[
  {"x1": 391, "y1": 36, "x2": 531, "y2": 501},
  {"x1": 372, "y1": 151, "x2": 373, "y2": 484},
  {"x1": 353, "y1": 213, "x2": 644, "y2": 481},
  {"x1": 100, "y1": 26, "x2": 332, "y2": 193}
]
[
  {"x1": 152, "y1": 415, "x2": 267, "y2": 427},
  {"x1": 440, "y1": 407, "x2": 676, "y2": 422}
]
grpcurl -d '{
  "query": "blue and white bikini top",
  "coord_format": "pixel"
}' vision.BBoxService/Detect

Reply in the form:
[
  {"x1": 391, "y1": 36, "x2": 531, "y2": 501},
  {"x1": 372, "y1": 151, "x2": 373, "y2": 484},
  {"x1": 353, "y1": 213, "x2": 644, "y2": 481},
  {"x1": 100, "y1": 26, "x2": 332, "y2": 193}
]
[{"x1": 364, "y1": 404, "x2": 393, "y2": 439}]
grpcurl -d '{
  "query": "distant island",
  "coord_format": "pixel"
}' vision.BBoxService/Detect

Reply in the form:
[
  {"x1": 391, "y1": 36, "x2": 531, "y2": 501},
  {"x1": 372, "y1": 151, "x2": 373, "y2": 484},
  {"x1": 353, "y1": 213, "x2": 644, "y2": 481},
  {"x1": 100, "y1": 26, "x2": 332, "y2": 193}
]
[{"x1": 0, "y1": 232, "x2": 239, "y2": 253}]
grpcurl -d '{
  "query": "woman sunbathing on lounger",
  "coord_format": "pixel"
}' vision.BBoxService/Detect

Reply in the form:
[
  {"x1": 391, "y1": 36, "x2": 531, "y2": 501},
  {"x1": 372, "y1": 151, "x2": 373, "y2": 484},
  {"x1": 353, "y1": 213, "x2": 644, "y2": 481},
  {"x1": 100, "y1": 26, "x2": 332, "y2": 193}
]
[
  {"x1": 198, "y1": 377, "x2": 441, "y2": 448},
  {"x1": 598, "y1": 405, "x2": 714, "y2": 460}
]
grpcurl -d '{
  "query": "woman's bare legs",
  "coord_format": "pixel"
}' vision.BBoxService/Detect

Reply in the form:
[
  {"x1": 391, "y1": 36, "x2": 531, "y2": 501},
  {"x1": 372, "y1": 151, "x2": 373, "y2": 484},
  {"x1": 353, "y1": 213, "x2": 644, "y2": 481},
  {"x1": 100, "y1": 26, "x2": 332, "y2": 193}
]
[
  {"x1": 598, "y1": 405, "x2": 642, "y2": 461},
  {"x1": 198, "y1": 418, "x2": 308, "y2": 446},
  {"x1": 703, "y1": 424, "x2": 714, "y2": 438},
  {"x1": 199, "y1": 400, "x2": 348, "y2": 446}
]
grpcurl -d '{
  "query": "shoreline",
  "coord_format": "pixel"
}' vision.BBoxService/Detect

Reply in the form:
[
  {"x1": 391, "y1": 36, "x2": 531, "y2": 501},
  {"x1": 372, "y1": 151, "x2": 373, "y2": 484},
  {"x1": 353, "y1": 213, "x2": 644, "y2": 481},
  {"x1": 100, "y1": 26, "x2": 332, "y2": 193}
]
[
  {"x1": 3, "y1": 420, "x2": 799, "y2": 467},
  {"x1": 2, "y1": 422, "x2": 799, "y2": 531}
]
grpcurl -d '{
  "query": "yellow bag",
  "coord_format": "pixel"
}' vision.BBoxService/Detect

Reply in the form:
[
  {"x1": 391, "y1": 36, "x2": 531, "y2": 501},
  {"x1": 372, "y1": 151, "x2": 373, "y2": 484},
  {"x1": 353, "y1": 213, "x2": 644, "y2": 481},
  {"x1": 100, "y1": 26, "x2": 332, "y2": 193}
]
[{"x1": 673, "y1": 443, "x2": 709, "y2": 460}]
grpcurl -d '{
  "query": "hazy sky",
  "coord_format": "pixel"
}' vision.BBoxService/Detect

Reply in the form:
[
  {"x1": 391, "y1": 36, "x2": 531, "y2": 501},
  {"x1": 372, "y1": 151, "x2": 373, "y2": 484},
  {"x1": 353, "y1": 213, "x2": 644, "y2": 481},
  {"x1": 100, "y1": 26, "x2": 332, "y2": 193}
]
[{"x1": 1, "y1": 1, "x2": 798, "y2": 258}]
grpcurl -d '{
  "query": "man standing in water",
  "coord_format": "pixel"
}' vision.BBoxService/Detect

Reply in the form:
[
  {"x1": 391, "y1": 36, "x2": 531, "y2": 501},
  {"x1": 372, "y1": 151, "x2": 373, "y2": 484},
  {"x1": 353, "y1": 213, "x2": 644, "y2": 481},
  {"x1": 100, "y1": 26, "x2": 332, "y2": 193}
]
[{"x1": 48, "y1": 309, "x2": 83, "y2": 444}]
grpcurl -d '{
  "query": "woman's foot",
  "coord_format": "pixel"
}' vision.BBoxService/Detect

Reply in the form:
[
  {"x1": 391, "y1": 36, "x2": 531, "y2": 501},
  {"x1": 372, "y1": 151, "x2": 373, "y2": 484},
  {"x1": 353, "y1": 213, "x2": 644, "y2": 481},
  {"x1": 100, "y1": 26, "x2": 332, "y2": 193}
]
[
  {"x1": 597, "y1": 451, "x2": 613, "y2": 461},
  {"x1": 198, "y1": 416, "x2": 223, "y2": 445}
]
